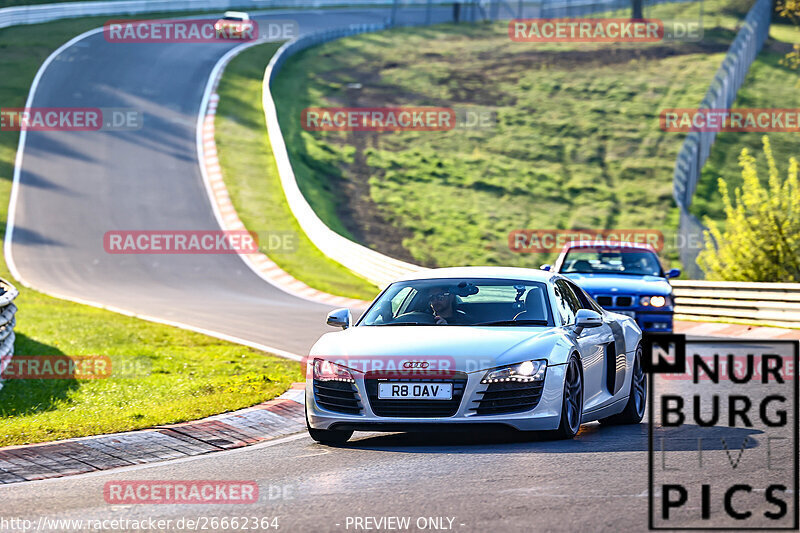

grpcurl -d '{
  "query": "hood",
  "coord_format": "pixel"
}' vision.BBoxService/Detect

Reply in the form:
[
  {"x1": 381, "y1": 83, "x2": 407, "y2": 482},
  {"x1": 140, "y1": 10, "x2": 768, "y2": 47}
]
[
  {"x1": 309, "y1": 325, "x2": 571, "y2": 373},
  {"x1": 563, "y1": 273, "x2": 672, "y2": 295}
]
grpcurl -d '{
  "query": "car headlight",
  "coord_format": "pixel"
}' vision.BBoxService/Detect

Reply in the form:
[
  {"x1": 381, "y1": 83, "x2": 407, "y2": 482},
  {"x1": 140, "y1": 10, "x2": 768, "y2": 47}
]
[
  {"x1": 312, "y1": 358, "x2": 355, "y2": 383},
  {"x1": 481, "y1": 360, "x2": 547, "y2": 384},
  {"x1": 640, "y1": 295, "x2": 668, "y2": 307}
]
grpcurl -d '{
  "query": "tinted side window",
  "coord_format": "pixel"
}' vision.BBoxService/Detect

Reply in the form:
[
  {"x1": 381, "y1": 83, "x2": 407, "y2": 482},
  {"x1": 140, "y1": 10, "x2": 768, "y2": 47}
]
[
  {"x1": 554, "y1": 280, "x2": 580, "y2": 325},
  {"x1": 391, "y1": 286, "x2": 414, "y2": 316},
  {"x1": 566, "y1": 281, "x2": 602, "y2": 313}
]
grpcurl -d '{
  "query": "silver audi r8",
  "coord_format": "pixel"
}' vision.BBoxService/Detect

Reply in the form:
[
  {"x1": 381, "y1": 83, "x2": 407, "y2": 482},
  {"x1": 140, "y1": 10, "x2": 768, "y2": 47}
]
[{"x1": 305, "y1": 267, "x2": 645, "y2": 444}]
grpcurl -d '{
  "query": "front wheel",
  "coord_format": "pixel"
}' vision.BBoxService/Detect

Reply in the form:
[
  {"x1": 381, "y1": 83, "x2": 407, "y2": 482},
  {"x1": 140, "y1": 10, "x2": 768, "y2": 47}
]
[
  {"x1": 599, "y1": 344, "x2": 647, "y2": 425},
  {"x1": 552, "y1": 355, "x2": 583, "y2": 439},
  {"x1": 305, "y1": 404, "x2": 353, "y2": 445}
]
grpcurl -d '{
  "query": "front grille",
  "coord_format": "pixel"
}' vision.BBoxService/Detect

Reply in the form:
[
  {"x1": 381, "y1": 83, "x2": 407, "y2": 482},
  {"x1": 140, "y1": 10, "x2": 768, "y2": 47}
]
[
  {"x1": 313, "y1": 379, "x2": 362, "y2": 415},
  {"x1": 595, "y1": 295, "x2": 634, "y2": 308},
  {"x1": 615, "y1": 296, "x2": 633, "y2": 307},
  {"x1": 472, "y1": 380, "x2": 545, "y2": 415},
  {"x1": 365, "y1": 371, "x2": 467, "y2": 418}
]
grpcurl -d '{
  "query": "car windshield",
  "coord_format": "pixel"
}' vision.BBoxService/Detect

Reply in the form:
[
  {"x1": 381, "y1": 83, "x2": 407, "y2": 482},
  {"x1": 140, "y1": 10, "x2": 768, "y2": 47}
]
[
  {"x1": 359, "y1": 278, "x2": 554, "y2": 326},
  {"x1": 560, "y1": 248, "x2": 664, "y2": 276}
]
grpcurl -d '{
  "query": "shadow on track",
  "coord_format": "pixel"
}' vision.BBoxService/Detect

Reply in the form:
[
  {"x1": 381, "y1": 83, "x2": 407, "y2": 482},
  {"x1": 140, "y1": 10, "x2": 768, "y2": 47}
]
[
  {"x1": 331, "y1": 423, "x2": 763, "y2": 454},
  {"x1": 0, "y1": 333, "x2": 75, "y2": 417}
]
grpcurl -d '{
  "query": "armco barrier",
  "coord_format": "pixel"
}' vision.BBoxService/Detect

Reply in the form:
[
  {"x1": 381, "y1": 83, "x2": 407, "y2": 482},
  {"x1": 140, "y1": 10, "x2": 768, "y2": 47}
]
[
  {"x1": 0, "y1": 0, "x2": 691, "y2": 29},
  {"x1": 671, "y1": 0, "x2": 772, "y2": 278},
  {"x1": 0, "y1": 279, "x2": 19, "y2": 386},
  {"x1": 0, "y1": 1, "x2": 265, "y2": 28},
  {"x1": 672, "y1": 280, "x2": 800, "y2": 329}
]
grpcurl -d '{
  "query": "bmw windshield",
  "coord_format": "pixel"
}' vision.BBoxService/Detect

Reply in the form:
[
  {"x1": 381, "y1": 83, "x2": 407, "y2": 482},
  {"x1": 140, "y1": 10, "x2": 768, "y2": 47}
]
[
  {"x1": 560, "y1": 248, "x2": 664, "y2": 276},
  {"x1": 359, "y1": 278, "x2": 554, "y2": 326}
]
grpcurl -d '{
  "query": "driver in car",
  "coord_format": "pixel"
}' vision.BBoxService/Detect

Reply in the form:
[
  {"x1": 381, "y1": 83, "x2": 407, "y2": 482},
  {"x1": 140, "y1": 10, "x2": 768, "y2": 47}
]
[{"x1": 429, "y1": 287, "x2": 472, "y2": 325}]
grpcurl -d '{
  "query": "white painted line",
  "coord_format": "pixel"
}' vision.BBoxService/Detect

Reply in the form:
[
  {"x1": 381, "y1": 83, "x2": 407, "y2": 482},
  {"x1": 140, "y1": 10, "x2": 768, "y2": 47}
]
[
  {"x1": 0, "y1": 280, "x2": 304, "y2": 361},
  {"x1": 193, "y1": 37, "x2": 364, "y2": 307}
]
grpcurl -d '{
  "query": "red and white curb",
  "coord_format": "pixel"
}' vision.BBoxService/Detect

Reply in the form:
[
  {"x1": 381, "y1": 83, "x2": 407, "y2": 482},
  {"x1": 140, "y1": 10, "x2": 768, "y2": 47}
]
[
  {"x1": 0, "y1": 383, "x2": 308, "y2": 484},
  {"x1": 675, "y1": 320, "x2": 800, "y2": 339},
  {"x1": 200, "y1": 49, "x2": 368, "y2": 308}
]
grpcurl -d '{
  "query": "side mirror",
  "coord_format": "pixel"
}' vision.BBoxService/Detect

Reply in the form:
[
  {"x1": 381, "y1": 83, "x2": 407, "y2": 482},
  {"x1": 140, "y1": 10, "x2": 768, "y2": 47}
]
[
  {"x1": 540, "y1": 264, "x2": 552, "y2": 271},
  {"x1": 666, "y1": 268, "x2": 681, "y2": 279},
  {"x1": 326, "y1": 308, "x2": 352, "y2": 329},
  {"x1": 574, "y1": 309, "x2": 602, "y2": 335}
]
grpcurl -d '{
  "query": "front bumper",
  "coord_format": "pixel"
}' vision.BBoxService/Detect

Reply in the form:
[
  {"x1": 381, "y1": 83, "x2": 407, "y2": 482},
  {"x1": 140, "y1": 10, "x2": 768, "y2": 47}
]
[
  {"x1": 606, "y1": 308, "x2": 672, "y2": 332},
  {"x1": 633, "y1": 311, "x2": 673, "y2": 332},
  {"x1": 306, "y1": 364, "x2": 566, "y2": 432}
]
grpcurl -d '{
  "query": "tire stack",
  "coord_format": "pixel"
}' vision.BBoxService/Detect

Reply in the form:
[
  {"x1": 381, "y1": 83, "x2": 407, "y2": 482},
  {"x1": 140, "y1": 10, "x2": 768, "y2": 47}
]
[{"x1": 0, "y1": 278, "x2": 18, "y2": 389}]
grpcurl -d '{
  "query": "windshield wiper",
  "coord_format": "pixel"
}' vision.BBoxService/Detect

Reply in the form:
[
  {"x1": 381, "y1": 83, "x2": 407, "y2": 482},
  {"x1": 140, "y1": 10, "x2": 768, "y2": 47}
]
[
  {"x1": 474, "y1": 319, "x2": 549, "y2": 326},
  {"x1": 374, "y1": 321, "x2": 424, "y2": 326}
]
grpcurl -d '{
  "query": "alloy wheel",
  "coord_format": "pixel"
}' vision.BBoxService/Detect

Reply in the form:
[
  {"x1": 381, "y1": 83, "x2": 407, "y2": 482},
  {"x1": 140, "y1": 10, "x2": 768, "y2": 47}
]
[{"x1": 564, "y1": 358, "x2": 583, "y2": 434}]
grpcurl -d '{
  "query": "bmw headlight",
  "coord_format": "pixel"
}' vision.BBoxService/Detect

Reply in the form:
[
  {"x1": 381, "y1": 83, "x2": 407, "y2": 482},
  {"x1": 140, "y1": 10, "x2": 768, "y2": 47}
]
[
  {"x1": 312, "y1": 358, "x2": 355, "y2": 383},
  {"x1": 640, "y1": 295, "x2": 669, "y2": 307},
  {"x1": 481, "y1": 360, "x2": 547, "y2": 384}
]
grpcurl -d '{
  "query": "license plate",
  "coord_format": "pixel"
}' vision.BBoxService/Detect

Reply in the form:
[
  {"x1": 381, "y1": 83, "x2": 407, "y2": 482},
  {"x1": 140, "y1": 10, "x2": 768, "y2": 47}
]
[
  {"x1": 615, "y1": 310, "x2": 637, "y2": 318},
  {"x1": 377, "y1": 382, "x2": 453, "y2": 400}
]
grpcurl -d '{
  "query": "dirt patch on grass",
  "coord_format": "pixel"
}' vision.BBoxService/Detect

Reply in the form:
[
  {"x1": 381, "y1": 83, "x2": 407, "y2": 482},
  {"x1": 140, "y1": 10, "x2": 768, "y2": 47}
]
[
  {"x1": 334, "y1": 131, "x2": 423, "y2": 265},
  {"x1": 311, "y1": 40, "x2": 729, "y2": 263},
  {"x1": 322, "y1": 86, "x2": 423, "y2": 264},
  {"x1": 320, "y1": 40, "x2": 730, "y2": 108},
  {"x1": 477, "y1": 41, "x2": 730, "y2": 68}
]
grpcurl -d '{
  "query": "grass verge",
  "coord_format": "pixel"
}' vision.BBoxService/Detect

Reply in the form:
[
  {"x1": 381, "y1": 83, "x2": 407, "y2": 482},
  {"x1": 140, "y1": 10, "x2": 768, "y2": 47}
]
[
  {"x1": 0, "y1": 15, "x2": 302, "y2": 448},
  {"x1": 214, "y1": 44, "x2": 379, "y2": 300}
]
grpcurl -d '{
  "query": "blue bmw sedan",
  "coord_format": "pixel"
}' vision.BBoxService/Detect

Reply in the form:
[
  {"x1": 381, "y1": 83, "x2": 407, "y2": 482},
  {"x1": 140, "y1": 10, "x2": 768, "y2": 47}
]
[{"x1": 543, "y1": 242, "x2": 680, "y2": 332}]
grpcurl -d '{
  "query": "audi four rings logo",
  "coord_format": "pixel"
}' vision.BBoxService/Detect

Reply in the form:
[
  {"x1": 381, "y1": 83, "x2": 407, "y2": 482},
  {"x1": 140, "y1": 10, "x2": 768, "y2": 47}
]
[{"x1": 403, "y1": 361, "x2": 430, "y2": 369}]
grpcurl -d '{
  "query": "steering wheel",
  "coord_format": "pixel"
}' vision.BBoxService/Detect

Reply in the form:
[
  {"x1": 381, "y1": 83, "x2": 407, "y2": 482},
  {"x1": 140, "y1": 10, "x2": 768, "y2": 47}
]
[{"x1": 394, "y1": 311, "x2": 436, "y2": 324}]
